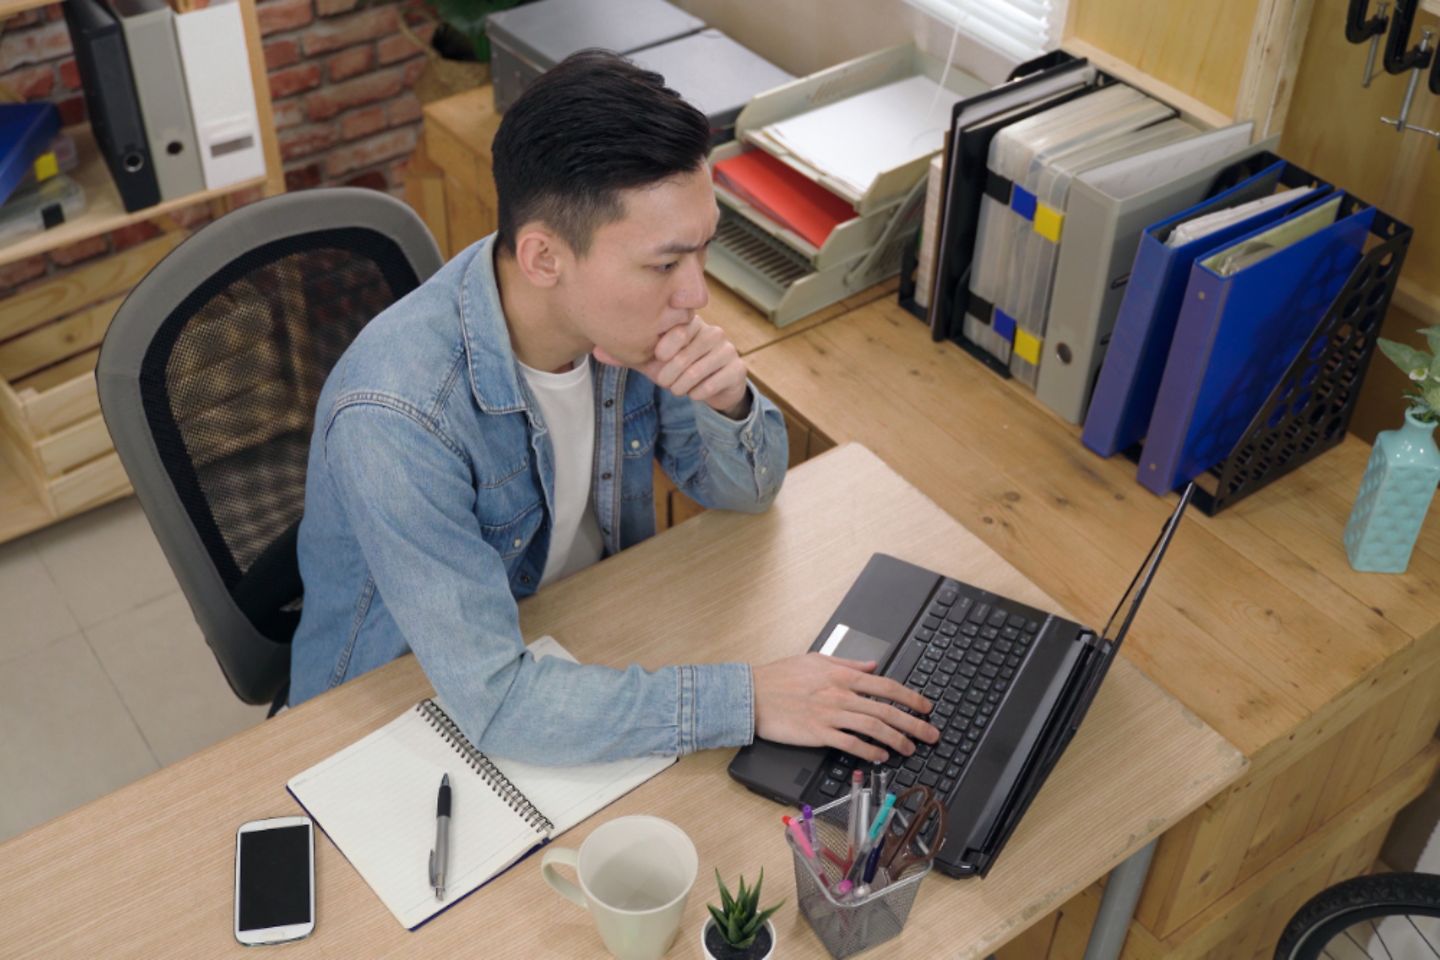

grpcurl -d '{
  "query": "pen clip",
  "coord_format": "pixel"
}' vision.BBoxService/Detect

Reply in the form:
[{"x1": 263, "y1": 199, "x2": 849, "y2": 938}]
[{"x1": 428, "y1": 848, "x2": 439, "y2": 889}]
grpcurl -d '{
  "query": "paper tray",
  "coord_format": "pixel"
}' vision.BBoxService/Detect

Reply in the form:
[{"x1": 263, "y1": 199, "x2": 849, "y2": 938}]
[
  {"x1": 734, "y1": 44, "x2": 987, "y2": 217},
  {"x1": 709, "y1": 140, "x2": 902, "y2": 272},
  {"x1": 707, "y1": 183, "x2": 925, "y2": 328}
]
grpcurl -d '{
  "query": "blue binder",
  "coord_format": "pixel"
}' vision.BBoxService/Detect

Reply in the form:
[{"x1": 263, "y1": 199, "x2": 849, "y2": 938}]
[
  {"x1": 0, "y1": 102, "x2": 59, "y2": 207},
  {"x1": 1137, "y1": 191, "x2": 1376, "y2": 495},
  {"x1": 1081, "y1": 161, "x2": 1325, "y2": 458}
]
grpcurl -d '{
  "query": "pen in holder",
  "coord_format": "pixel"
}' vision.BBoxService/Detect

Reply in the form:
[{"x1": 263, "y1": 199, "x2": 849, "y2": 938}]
[{"x1": 785, "y1": 793, "x2": 931, "y2": 959}]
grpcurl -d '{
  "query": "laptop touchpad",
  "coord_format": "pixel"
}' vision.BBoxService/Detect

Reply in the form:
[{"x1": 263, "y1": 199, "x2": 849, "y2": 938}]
[{"x1": 819, "y1": 624, "x2": 892, "y2": 665}]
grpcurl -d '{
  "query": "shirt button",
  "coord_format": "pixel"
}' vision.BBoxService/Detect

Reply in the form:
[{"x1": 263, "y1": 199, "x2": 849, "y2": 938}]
[
  {"x1": 512, "y1": 538, "x2": 522, "y2": 548},
  {"x1": 520, "y1": 574, "x2": 531, "y2": 584},
  {"x1": 630, "y1": 439, "x2": 640, "y2": 450},
  {"x1": 760, "y1": 466, "x2": 767, "y2": 475},
  {"x1": 602, "y1": 527, "x2": 610, "y2": 536},
  {"x1": 604, "y1": 399, "x2": 614, "y2": 408},
  {"x1": 601, "y1": 472, "x2": 612, "y2": 481}
]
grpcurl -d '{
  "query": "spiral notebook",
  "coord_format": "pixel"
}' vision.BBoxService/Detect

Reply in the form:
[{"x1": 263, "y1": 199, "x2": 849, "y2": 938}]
[{"x1": 286, "y1": 636, "x2": 675, "y2": 930}]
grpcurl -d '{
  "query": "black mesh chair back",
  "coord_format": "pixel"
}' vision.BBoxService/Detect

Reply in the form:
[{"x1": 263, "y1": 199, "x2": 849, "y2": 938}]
[{"x1": 97, "y1": 189, "x2": 444, "y2": 709}]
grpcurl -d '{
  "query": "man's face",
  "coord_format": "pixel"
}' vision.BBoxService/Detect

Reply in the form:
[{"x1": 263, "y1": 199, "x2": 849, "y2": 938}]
[{"x1": 555, "y1": 167, "x2": 718, "y2": 368}]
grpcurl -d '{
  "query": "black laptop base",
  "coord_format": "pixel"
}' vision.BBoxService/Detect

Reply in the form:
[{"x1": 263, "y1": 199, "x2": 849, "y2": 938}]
[{"x1": 728, "y1": 553, "x2": 1087, "y2": 878}]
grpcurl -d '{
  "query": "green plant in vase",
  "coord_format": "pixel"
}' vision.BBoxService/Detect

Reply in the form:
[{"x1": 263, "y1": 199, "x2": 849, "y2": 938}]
[{"x1": 1343, "y1": 329, "x2": 1440, "y2": 573}]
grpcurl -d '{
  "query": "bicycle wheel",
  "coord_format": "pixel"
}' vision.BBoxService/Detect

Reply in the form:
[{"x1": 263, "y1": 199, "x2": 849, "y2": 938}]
[{"x1": 1275, "y1": 872, "x2": 1440, "y2": 960}]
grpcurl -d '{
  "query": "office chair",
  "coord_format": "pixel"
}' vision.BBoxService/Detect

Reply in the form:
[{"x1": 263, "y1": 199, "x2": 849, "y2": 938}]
[{"x1": 96, "y1": 188, "x2": 444, "y2": 715}]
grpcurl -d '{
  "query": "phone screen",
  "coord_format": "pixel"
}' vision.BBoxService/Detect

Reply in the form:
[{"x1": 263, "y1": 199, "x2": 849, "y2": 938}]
[{"x1": 238, "y1": 825, "x2": 312, "y2": 932}]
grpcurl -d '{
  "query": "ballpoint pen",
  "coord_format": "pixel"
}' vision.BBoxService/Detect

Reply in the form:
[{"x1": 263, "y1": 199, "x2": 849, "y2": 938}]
[
  {"x1": 801, "y1": 804, "x2": 816, "y2": 847},
  {"x1": 846, "y1": 770, "x2": 864, "y2": 861},
  {"x1": 428, "y1": 773, "x2": 451, "y2": 901}
]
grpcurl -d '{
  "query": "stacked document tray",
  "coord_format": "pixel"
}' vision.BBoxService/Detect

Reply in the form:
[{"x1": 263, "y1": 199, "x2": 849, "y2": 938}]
[{"x1": 706, "y1": 44, "x2": 988, "y2": 328}]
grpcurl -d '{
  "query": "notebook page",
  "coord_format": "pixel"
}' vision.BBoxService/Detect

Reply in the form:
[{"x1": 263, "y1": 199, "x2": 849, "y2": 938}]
[
  {"x1": 288, "y1": 707, "x2": 540, "y2": 929},
  {"x1": 496, "y1": 636, "x2": 677, "y2": 837}
]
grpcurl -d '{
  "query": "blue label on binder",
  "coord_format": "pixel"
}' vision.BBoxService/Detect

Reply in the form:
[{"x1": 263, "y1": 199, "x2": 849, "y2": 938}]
[
  {"x1": 994, "y1": 309, "x2": 1018, "y2": 343},
  {"x1": 1010, "y1": 186, "x2": 1037, "y2": 221}
]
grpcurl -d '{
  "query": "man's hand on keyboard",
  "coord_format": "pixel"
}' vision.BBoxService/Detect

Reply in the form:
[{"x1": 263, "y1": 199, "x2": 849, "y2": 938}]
[{"x1": 752, "y1": 654, "x2": 940, "y2": 764}]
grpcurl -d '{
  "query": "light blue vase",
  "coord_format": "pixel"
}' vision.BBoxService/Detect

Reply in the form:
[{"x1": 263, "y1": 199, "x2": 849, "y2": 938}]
[{"x1": 1344, "y1": 408, "x2": 1440, "y2": 573}]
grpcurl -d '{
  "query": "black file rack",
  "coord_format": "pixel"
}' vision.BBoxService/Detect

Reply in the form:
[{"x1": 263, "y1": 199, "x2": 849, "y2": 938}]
[
  {"x1": 899, "y1": 141, "x2": 1413, "y2": 516},
  {"x1": 1173, "y1": 204, "x2": 1412, "y2": 516}
]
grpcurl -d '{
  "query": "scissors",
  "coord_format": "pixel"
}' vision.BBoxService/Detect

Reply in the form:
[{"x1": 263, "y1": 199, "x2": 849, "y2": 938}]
[{"x1": 878, "y1": 785, "x2": 947, "y2": 877}]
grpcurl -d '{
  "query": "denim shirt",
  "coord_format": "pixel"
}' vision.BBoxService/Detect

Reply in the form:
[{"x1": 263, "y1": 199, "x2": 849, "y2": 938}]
[{"x1": 289, "y1": 234, "x2": 788, "y2": 766}]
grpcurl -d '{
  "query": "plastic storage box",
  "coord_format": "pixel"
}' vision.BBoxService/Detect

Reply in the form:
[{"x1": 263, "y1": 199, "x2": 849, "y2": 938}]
[{"x1": 486, "y1": 0, "x2": 703, "y2": 112}]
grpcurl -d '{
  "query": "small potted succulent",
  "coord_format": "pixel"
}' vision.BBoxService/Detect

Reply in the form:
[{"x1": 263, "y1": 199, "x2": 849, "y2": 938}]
[{"x1": 701, "y1": 867, "x2": 783, "y2": 960}]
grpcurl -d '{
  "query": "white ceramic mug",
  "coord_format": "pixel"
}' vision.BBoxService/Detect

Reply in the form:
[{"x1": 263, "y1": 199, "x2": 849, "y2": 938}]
[{"x1": 540, "y1": 816, "x2": 698, "y2": 960}]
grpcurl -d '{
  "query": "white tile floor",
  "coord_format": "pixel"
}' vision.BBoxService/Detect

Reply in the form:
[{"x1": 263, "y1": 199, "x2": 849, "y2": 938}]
[{"x1": 0, "y1": 497, "x2": 270, "y2": 843}]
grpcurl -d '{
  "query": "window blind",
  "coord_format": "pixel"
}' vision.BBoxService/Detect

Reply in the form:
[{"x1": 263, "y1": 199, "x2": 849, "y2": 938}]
[{"x1": 906, "y1": 0, "x2": 1066, "y2": 63}]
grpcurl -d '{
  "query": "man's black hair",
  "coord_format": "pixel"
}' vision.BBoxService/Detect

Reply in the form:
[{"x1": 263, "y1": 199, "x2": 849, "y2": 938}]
[{"x1": 492, "y1": 49, "x2": 711, "y2": 258}]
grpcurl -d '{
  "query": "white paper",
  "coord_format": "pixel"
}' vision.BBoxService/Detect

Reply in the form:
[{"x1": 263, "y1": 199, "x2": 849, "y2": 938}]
[{"x1": 761, "y1": 76, "x2": 965, "y2": 199}]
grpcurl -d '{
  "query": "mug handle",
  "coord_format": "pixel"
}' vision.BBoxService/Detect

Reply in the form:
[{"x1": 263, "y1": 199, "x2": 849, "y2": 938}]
[{"x1": 540, "y1": 847, "x2": 587, "y2": 910}]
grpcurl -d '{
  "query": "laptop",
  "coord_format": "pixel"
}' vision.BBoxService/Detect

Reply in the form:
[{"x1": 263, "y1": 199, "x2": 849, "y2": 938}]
[{"x1": 728, "y1": 484, "x2": 1193, "y2": 878}]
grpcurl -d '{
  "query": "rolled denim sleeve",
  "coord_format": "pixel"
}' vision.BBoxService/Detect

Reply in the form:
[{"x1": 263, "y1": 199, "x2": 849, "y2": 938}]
[
  {"x1": 656, "y1": 378, "x2": 787, "y2": 512},
  {"x1": 322, "y1": 400, "x2": 754, "y2": 764}
]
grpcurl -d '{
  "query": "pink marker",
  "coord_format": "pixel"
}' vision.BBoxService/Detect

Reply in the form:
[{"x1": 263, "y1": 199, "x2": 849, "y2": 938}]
[{"x1": 783, "y1": 815, "x2": 816, "y2": 861}]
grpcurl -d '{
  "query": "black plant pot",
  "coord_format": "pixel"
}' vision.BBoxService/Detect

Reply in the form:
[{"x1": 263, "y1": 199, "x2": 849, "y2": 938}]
[
  {"x1": 702, "y1": 919, "x2": 775, "y2": 960},
  {"x1": 430, "y1": 21, "x2": 480, "y2": 62}
]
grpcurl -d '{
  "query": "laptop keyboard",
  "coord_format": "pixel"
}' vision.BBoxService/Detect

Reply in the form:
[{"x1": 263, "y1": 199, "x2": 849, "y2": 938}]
[{"x1": 815, "y1": 579, "x2": 1044, "y2": 812}]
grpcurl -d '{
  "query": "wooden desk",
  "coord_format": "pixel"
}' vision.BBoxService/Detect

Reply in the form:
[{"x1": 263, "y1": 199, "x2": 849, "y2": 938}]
[
  {"x1": 0, "y1": 445, "x2": 1243, "y2": 960},
  {"x1": 745, "y1": 300, "x2": 1440, "y2": 959}
]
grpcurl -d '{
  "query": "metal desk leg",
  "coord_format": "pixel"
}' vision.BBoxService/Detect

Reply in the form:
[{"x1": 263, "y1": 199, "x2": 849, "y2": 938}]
[{"x1": 1082, "y1": 839, "x2": 1157, "y2": 960}]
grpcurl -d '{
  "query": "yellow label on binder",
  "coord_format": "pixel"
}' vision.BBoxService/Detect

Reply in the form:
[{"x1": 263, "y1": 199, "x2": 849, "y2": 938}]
[
  {"x1": 1014, "y1": 329, "x2": 1043, "y2": 365},
  {"x1": 1034, "y1": 204, "x2": 1064, "y2": 243},
  {"x1": 33, "y1": 151, "x2": 59, "y2": 182}
]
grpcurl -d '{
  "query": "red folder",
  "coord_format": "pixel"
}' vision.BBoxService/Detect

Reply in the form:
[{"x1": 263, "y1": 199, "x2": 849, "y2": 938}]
[{"x1": 713, "y1": 150, "x2": 854, "y2": 248}]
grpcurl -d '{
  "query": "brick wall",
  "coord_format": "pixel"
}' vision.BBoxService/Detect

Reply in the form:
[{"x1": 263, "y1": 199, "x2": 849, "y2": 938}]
[{"x1": 0, "y1": 0, "x2": 437, "y2": 298}]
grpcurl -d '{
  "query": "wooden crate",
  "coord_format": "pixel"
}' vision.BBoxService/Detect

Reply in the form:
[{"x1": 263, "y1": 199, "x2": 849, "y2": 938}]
[{"x1": 0, "y1": 232, "x2": 184, "y2": 521}]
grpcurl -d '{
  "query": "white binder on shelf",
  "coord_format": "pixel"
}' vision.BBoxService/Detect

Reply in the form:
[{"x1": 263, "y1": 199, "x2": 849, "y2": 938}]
[
  {"x1": 174, "y1": 0, "x2": 265, "y2": 191},
  {"x1": 111, "y1": 0, "x2": 205, "y2": 202}
]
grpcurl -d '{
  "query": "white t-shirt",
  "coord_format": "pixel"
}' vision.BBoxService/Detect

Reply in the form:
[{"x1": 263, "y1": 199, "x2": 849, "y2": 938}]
[{"x1": 517, "y1": 356, "x2": 605, "y2": 588}]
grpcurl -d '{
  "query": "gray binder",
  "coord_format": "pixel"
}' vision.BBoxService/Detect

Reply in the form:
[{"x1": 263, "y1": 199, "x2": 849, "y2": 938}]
[
  {"x1": 111, "y1": 0, "x2": 204, "y2": 202},
  {"x1": 1035, "y1": 125, "x2": 1272, "y2": 424}
]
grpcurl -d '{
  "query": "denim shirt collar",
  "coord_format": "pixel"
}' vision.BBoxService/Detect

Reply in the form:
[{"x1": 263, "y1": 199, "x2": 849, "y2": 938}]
[{"x1": 458, "y1": 234, "x2": 531, "y2": 416}]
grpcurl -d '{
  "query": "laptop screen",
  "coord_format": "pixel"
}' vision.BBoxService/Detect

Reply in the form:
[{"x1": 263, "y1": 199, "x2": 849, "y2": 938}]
[{"x1": 1098, "y1": 482, "x2": 1195, "y2": 651}]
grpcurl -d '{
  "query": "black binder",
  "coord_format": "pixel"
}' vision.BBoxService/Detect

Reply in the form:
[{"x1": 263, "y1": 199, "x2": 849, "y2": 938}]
[{"x1": 62, "y1": 0, "x2": 161, "y2": 212}]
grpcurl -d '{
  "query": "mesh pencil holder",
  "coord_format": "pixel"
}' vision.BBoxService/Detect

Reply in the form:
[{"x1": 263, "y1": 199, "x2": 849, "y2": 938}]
[{"x1": 786, "y1": 793, "x2": 931, "y2": 959}]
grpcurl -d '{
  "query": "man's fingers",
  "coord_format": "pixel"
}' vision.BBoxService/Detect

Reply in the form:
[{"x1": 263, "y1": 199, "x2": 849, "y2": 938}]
[
  {"x1": 828, "y1": 730, "x2": 888, "y2": 765},
  {"x1": 689, "y1": 357, "x2": 746, "y2": 403},
  {"x1": 837, "y1": 711, "x2": 915, "y2": 757},
  {"x1": 655, "y1": 325, "x2": 722, "y2": 390},
  {"x1": 826, "y1": 656, "x2": 879, "y2": 673},
  {"x1": 668, "y1": 344, "x2": 732, "y2": 397},
  {"x1": 850, "y1": 671, "x2": 933, "y2": 714},
  {"x1": 654, "y1": 317, "x2": 702, "y2": 364},
  {"x1": 846, "y1": 693, "x2": 940, "y2": 744}
]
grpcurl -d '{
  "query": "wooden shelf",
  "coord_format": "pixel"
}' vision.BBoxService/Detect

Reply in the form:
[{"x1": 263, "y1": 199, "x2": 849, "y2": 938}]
[
  {"x1": 0, "y1": 0, "x2": 56, "y2": 20},
  {"x1": 0, "y1": 447, "x2": 129, "y2": 544},
  {"x1": 0, "y1": 125, "x2": 267, "y2": 270},
  {"x1": 1062, "y1": 38, "x2": 1234, "y2": 129}
]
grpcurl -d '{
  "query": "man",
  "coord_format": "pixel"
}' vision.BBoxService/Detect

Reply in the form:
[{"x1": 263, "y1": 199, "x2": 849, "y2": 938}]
[{"x1": 290, "y1": 50, "x2": 939, "y2": 767}]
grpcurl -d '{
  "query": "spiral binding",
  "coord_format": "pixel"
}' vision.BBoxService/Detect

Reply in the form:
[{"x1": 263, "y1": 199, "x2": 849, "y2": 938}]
[{"x1": 416, "y1": 699, "x2": 554, "y2": 834}]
